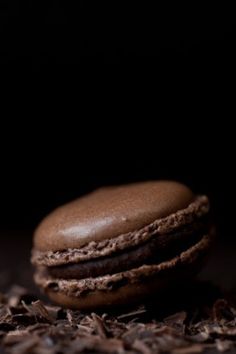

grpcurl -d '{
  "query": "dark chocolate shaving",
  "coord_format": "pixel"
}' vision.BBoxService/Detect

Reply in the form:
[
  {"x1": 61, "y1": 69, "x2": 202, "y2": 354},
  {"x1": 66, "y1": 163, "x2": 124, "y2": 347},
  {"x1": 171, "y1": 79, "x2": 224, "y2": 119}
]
[{"x1": 1, "y1": 284, "x2": 236, "y2": 353}]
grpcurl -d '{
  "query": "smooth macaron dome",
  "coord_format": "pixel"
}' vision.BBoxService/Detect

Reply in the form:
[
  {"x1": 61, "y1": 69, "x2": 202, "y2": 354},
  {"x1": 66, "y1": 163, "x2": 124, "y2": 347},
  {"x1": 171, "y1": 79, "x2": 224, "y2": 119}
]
[{"x1": 32, "y1": 181, "x2": 212, "y2": 309}]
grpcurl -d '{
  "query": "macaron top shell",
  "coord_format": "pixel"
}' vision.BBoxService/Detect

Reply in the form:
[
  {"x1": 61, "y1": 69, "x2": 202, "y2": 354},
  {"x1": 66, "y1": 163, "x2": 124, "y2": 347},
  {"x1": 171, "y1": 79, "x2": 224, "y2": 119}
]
[{"x1": 34, "y1": 181, "x2": 194, "y2": 252}]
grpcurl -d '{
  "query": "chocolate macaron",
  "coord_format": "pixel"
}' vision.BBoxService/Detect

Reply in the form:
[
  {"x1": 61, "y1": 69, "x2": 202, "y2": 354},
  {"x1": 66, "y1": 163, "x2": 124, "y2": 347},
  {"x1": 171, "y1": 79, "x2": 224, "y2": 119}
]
[{"x1": 32, "y1": 181, "x2": 212, "y2": 309}]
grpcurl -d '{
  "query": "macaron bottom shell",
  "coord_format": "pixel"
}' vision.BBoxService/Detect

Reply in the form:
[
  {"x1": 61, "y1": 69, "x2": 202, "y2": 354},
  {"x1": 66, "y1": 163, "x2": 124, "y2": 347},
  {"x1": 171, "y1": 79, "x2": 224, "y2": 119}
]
[{"x1": 35, "y1": 233, "x2": 212, "y2": 310}]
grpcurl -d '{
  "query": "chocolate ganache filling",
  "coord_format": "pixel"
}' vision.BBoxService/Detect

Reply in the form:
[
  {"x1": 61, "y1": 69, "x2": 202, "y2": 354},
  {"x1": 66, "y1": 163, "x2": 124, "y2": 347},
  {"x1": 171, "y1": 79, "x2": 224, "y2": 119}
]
[{"x1": 47, "y1": 218, "x2": 209, "y2": 280}]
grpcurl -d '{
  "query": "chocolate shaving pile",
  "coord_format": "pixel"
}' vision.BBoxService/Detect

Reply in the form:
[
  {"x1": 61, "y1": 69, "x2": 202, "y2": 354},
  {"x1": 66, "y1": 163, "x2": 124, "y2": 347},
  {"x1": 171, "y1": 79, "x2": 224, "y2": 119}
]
[{"x1": 1, "y1": 285, "x2": 236, "y2": 354}]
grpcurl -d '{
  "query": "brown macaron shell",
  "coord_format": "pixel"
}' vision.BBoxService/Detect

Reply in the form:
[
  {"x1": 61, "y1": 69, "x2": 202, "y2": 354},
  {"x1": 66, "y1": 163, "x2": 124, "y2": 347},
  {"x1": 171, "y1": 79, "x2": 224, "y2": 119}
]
[
  {"x1": 33, "y1": 181, "x2": 194, "y2": 252},
  {"x1": 32, "y1": 195, "x2": 209, "y2": 268}
]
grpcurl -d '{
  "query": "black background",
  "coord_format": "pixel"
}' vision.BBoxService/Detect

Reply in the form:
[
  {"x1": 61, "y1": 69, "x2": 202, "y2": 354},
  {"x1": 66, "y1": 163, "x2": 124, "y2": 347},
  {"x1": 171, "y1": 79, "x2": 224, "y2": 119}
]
[{"x1": 0, "y1": 2, "x2": 235, "y2": 291}]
